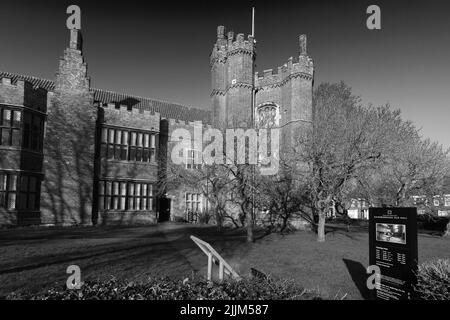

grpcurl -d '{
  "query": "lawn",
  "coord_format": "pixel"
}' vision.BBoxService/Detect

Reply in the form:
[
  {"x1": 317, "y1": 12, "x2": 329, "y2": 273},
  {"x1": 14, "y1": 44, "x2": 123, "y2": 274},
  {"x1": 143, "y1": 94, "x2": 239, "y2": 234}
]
[{"x1": 0, "y1": 223, "x2": 448, "y2": 299}]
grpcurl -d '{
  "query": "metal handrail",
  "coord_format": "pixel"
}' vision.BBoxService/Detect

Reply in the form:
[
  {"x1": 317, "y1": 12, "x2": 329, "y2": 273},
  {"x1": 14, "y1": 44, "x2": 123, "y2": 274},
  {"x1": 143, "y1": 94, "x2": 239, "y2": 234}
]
[{"x1": 190, "y1": 235, "x2": 241, "y2": 282}]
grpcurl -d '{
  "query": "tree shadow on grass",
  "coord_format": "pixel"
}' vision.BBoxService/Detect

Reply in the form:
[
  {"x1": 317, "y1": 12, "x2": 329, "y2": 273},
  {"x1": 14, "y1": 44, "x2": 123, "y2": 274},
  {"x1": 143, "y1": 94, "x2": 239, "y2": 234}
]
[
  {"x1": 342, "y1": 258, "x2": 374, "y2": 300},
  {"x1": 0, "y1": 224, "x2": 253, "y2": 280}
]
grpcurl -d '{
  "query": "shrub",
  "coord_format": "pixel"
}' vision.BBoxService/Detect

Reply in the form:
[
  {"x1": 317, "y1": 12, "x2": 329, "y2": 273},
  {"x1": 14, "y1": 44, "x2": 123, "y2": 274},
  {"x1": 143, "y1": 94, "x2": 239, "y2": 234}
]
[
  {"x1": 6, "y1": 275, "x2": 322, "y2": 300},
  {"x1": 172, "y1": 216, "x2": 187, "y2": 223},
  {"x1": 414, "y1": 259, "x2": 450, "y2": 300},
  {"x1": 418, "y1": 215, "x2": 449, "y2": 233},
  {"x1": 198, "y1": 211, "x2": 212, "y2": 224}
]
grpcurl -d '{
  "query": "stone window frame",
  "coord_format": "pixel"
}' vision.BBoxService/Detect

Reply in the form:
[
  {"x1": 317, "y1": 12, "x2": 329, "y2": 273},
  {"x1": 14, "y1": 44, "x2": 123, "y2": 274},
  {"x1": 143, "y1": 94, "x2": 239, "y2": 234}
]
[
  {"x1": 0, "y1": 105, "x2": 21, "y2": 148},
  {"x1": 185, "y1": 148, "x2": 202, "y2": 170},
  {"x1": 445, "y1": 195, "x2": 450, "y2": 207},
  {"x1": 98, "y1": 179, "x2": 155, "y2": 212},
  {"x1": 254, "y1": 101, "x2": 281, "y2": 128},
  {"x1": 185, "y1": 192, "x2": 202, "y2": 222},
  {"x1": 0, "y1": 171, "x2": 40, "y2": 211},
  {"x1": 100, "y1": 125, "x2": 157, "y2": 163},
  {"x1": 22, "y1": 110, "x2": 44, "y2": 152}
]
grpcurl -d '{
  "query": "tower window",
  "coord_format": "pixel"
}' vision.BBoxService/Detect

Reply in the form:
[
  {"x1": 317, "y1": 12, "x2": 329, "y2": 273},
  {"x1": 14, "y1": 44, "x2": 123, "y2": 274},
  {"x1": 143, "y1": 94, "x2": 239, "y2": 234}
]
[{"x1": 255, "y1": 103, "x2": 280, "y2": 128}]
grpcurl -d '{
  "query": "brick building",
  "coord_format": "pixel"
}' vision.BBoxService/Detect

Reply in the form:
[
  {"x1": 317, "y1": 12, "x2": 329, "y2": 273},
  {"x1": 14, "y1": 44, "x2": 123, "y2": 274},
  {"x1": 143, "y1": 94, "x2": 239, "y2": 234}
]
[{"x1": 0, "y1": 26, "x2": 313, "y2": 226}]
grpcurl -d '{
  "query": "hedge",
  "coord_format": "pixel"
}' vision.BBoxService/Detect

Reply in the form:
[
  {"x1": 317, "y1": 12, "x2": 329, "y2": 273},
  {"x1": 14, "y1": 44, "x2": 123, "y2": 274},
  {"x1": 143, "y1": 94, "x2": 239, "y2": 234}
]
[{"x1": 6, "y1": 275, "x2": 322, "y2": 300}]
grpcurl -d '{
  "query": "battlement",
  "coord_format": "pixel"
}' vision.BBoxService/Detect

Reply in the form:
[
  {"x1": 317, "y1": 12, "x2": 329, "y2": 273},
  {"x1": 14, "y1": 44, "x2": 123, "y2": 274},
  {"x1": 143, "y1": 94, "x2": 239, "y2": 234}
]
[
  {"x1": 211, "y1": 26, "x2": 255, "y2": 64},
  {"x1": 0, "y1": 77, "x2": 48, "y2": 112},
  {"x1": 253, "y1": 34, "x2": 313, "y2": 88},
  {"x1": 255, "y1": 53, "x2": 314, "y2": 88},
  {"x1": 101, "y1": 103, "x2": 160, "y2": 132},
  {"x1": 227, "y1": 33, "x2": 255, "y2": 53},
  {"x1": 166, "y1": 118, "x2": 212, "y2": 130}
]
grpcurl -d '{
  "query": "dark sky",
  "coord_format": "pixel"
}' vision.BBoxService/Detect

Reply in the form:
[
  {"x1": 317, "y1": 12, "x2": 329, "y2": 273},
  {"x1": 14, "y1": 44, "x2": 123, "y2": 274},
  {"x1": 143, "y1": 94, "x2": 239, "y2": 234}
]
[{"x1": 1, "y1": 0, "x2": 449, "y2": 147}]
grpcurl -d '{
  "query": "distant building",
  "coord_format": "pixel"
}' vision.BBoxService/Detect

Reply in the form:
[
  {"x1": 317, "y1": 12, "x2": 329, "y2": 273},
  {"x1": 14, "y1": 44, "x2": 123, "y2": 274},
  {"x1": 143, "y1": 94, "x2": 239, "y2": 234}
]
[
  {"x1": 346, "y1": 177, "x2": 450, "y2": 220},
  {"x1": 411, "y1": 176, "x2": 450, "y2": 217},
  {"x1": 347, "y1": 198, "x2": 369, "y2": 220}
]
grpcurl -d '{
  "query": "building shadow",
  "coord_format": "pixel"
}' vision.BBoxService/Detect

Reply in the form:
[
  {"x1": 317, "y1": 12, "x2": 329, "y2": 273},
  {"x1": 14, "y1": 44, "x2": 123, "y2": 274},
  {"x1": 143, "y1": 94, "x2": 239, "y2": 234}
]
[{"x1": 342, "y1": 258, "x2": 374, "y2": 300}]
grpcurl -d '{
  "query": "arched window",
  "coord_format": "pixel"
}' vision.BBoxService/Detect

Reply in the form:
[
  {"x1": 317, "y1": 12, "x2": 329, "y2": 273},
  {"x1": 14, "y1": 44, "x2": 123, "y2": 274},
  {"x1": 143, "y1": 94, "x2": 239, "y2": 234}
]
[{"x1": 255, "y1": 102, "x2": 280, "y2": 128}]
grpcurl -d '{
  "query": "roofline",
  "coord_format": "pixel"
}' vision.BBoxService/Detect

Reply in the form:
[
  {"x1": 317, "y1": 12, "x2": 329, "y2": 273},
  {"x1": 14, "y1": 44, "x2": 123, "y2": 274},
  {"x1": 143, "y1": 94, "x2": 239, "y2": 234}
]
[{"x1": 0, "y1": 71, "x2": 211, "y2": 119}]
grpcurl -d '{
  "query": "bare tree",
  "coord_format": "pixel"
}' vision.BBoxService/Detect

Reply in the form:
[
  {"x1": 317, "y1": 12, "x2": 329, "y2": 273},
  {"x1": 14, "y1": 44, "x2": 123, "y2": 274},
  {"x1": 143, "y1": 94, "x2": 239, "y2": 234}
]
[
  {"x1": 159, "y1": 139, "x2": 260, "y2": 241},
  {"x1": 294, "y1": 82, "x2": 400, "y2": 242},
  {"x1": 353, "y1": 118, "x2": 449, "y2": 208}
]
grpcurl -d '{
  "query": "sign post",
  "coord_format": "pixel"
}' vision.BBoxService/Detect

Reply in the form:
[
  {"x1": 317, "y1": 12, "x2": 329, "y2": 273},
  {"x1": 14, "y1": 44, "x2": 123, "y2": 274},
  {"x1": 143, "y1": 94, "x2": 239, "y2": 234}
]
[{"x1": 369, "y1": 207, "x2": 418, "y2": 300}]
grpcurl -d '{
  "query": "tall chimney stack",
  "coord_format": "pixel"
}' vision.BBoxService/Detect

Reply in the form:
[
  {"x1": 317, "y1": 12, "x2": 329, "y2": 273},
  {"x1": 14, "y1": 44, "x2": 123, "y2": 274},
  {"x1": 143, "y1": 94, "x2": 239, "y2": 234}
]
[
  {"x1": 299, "y1": 34, "x2": 307, "y2": 56},
  {"x1": 70, "y1": 29, "x2": 83, "y2": 51}
]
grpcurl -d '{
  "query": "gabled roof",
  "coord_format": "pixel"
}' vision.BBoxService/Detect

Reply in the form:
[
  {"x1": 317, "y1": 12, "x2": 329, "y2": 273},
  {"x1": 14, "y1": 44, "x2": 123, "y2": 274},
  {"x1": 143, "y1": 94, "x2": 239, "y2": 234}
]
[{"x1": 0, "y1": 71, "x2": 211, "y2": 124}]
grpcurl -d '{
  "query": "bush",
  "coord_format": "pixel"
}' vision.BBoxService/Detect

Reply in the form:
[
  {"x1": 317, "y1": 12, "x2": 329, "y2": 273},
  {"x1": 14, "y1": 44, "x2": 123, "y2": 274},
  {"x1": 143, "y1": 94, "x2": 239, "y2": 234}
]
[
  {"x1": 414, "y1": 259, "x2": 450, "y2": 300},
  {"x1": 327, "y1": 216, "x2": 369, "y2": 227},
  {"x1": 172, "y1": 216, "x2": 187, "y2": 223},
  {"x1": 6, "y1": 275, "x2": 322, "y2": 300},
  {"x1": 198, "y1": 211, "x2": 212, "y2": 224},
  {"x1": 417, "y1": 214, "x2": 449, "y2": 233}
]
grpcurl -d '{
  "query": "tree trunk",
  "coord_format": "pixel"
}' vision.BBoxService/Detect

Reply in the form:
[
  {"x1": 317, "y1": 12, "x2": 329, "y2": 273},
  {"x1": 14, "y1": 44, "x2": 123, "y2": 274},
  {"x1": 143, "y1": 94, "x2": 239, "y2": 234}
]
[
  {"x1": 246, "y1": 208, "x2": 254, "y2": 243},
  {"x1": 317, "y1": 212, "x2": 326, "y2": 242},
  {"x1": 215, "y1": 207, "x2": 223, "y2": 232}
]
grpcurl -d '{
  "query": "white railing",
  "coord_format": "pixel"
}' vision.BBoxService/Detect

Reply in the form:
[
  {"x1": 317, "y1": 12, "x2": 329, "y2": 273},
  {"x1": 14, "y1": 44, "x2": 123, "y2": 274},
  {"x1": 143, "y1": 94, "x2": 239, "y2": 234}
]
[{"x1": 190, "y1": 235, "x2": 241, "y2": 282}]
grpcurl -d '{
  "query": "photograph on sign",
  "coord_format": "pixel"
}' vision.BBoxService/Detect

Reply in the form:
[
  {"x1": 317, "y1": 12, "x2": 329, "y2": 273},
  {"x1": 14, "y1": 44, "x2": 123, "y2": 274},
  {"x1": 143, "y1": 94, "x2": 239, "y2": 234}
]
[{"x1": 376, "y1": 223, "x2": 406, "y2": 244}]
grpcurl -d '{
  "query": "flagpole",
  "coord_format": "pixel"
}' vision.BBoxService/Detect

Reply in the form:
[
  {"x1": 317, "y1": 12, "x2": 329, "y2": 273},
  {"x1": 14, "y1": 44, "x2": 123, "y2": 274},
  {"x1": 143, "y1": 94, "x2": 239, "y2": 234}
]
[
  {"x1": 252, "y1": 7, "x2": 255, "y2": 37},
  {"x1": 251, "y1": 6, "x2": 256, "y2": 230}
]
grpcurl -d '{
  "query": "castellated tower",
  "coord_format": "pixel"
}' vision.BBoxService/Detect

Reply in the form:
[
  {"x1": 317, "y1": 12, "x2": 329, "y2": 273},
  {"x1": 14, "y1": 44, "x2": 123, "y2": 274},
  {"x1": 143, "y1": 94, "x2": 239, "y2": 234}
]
[
  {"x1": 254, "y1": 34, "x2": 314, "y2": 152},
  {"x1": 210, "y1": 26, "x2": 314, "y2": 152},
  {"x1": 210, "y1": 26, "x2": 255, "y2": 128}
]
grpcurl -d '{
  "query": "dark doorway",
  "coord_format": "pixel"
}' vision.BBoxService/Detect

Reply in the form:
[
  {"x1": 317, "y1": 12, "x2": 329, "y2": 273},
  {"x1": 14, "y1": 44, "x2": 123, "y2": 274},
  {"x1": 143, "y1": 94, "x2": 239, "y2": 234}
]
[{"x1": 159, "y1": 197, "x2": 171, "y2": 222}]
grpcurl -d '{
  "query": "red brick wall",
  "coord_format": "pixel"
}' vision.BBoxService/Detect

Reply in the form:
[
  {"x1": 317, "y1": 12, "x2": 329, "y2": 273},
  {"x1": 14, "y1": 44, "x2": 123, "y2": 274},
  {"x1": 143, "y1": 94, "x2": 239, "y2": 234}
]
[{"x1": 40, "y1": 36, "x2": 96, "y2": 226}]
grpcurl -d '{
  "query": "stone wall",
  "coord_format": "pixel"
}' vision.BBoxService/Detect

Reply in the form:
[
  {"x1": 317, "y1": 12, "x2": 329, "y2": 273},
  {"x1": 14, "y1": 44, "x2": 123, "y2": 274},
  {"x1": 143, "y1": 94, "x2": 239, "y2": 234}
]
[
  {"x1": 95, "y1": 104, "x2": 162, "y2": 225},
  {"x1": 0, "y1": 78, "x2": 47, "y2": 226},
  {"x1": 41, "y1": 29, "x2": 96, "y2": 226}
]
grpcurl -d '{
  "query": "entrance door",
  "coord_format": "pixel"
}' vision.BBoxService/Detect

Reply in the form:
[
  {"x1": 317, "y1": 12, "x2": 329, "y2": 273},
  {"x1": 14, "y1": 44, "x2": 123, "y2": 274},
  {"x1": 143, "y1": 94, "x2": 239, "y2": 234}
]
[{"x1": 159, "y1": 197, "x2": 171, "y2": 222}]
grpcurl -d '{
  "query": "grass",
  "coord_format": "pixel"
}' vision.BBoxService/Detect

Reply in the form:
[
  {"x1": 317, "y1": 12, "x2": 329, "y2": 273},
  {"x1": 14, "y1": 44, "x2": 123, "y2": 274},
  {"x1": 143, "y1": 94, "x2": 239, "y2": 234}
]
[
  {"x1": 0, "y1": 222, "x2": 448, "y2": 299},
  {"x1": 232, "y1": 226, "x2": 449, "y2": 299}
]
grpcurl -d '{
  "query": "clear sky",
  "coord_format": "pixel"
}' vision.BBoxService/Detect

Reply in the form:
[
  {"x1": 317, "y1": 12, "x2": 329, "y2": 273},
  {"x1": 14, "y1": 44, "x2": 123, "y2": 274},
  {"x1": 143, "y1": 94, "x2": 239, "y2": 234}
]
[{"x1": 1, "y1": 0, "x2": 449, "y2": 148}]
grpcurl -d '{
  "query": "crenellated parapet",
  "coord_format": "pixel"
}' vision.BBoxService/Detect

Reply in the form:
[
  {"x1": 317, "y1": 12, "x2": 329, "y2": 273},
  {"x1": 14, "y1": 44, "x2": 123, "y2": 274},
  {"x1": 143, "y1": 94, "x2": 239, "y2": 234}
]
[
  {"x1": 167, "y1": 117, "x2": 212, "y2": 132},
  {"x1": 255, "y1": 36, "x2": 314, "y2": 91},
  {"x1": 210, "y1": 27, "x2": 255, "y2": 67},
  {"x1": 0, "y1": 77, "x2": 48, "y2": 112},
  {"x1": 100, "y1": 103, "x2": 160, "y2": 132},
  {"x1": 166, "y1": 118, "x2": 214, "y2": 148},
  {"x1": 226, "y1": 33, "x2": 255, "y2": 57}
]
